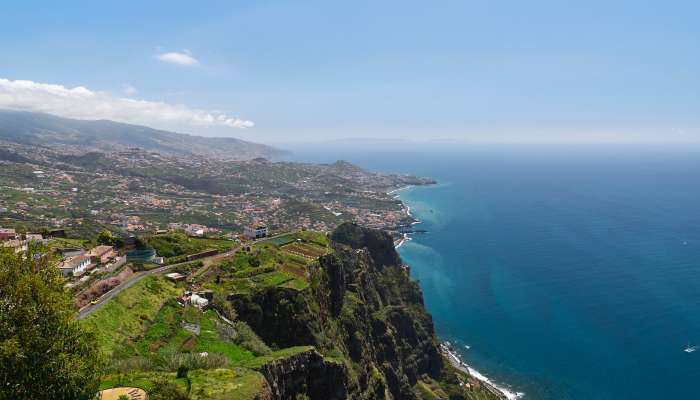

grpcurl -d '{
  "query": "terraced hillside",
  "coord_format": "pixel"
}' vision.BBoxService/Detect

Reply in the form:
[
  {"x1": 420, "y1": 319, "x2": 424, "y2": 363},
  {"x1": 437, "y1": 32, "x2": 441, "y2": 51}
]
[{"x1": 85, "y1": 226, "x2": 499, "y2": 400}]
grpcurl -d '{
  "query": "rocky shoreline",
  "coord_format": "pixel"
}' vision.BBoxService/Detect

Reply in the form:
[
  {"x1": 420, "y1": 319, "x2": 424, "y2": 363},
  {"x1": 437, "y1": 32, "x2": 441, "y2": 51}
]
[
  {"x1": 441, "y1": 342, "x2": 521, "y2": 400},
  {"x1": 390, "y1": 184, "x2": 522, "y2": 400}
]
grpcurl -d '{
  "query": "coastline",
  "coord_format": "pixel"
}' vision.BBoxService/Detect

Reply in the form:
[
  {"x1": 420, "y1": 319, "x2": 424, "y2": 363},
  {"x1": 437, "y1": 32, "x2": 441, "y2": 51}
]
[
  {"x1": 387, "y1": 185, "x2": 413, "y2": 196},
  {"x1": 441, "y1": 343, "x2": 522, "y2": 400},
  {"x1": 393, "y1": 184, "x2": 522, "y2": 400},
  {"x1": 390, "y1": 185, "x2": 418, "y2": 249}
]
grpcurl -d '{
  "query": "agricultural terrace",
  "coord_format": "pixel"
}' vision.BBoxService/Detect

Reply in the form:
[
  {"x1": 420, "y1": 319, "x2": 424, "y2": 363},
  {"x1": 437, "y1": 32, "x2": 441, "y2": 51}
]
[
  {"x1": 201, "y1": 231, "x2": 331, "y2": 295},
  {"x1": 82, "y1": 273, "x2": 315, "y2": 399}
]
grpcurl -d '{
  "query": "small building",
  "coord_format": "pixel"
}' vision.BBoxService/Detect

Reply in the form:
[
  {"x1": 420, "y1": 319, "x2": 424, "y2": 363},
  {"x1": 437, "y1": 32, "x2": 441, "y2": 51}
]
[
  {"x1": 190, "y1": 293, "x2": 209, "y2": 309},
  {"x1": 87, "y1": 245, "x2": 116, "y2": 264},
  {"x1": 0, "y1": 228, "x2": 17, "y2": 241},
  {"x1": 244, "y1": 225, "x2": 267, "y2": 240},
  {"x1": 185, "y1": 224, "x2": 207, "y2": 237},
  {"x1": 58, "y1": 255, "x2": 91, "y2": 277},
  {"x1": 48, "y1": 229, "x2": 66, "y2": 238},
  {"x1": 166, "y1": 272, "x2": 185, "y2": 282}
]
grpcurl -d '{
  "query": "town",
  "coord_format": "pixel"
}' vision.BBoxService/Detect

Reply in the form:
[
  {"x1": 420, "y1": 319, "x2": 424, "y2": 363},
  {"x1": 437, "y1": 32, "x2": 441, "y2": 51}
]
[{"x1": 0, "y1": 143, "x2": 432, "y2": 240}]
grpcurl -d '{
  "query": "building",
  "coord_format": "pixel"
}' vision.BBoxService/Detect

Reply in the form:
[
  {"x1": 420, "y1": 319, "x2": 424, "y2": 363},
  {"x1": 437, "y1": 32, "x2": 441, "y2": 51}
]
[
  {"x1": 87, "y1": 245, "x2": 116, "y2": 264},
  {"x1": 244, "y1": 224, "x2": 267, "y2": 240},
  {"x1": 0, "y1": 228, "x2": 17, "y2": 241},
  {"x1": 185, "y1": 224, "x2": 207, "y2": 237},
  {"x1": 166, "y1": 272, "x2": 186, "y2": 282},
  {"x1": 189, "y1": 293, "x2": 209, "y2": 309},
  {"x1": 58, "y1": 255, "x2": 91, "y2": 277},
  {"x1": 48, "y1": 229, "x2": 66, "y2": 238}
]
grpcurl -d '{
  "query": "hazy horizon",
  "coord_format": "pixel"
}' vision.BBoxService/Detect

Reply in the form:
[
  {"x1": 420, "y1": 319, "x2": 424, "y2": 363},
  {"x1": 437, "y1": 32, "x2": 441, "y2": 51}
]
[{"x1": 2, "y1": 1, "x2": 700, "y2": 145}]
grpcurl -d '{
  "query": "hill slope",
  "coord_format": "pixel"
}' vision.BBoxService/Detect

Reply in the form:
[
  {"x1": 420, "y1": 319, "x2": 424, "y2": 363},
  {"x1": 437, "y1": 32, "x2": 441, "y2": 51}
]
[
  {"x1": 0, "y1": 109, "x2": 282, "y2": 160},
  {"x1": 85, "y1": 225, "x2": 502, "y2": 399}
]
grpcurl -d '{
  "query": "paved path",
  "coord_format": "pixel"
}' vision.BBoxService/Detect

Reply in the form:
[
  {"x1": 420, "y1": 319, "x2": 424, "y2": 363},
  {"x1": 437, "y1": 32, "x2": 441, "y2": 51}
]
[
  {"x1": 76, "y1": 248, "x2": 239, "y2": 320},
  {"x1": 76, "y1": 232, "x2": 298, "y2": 320}
]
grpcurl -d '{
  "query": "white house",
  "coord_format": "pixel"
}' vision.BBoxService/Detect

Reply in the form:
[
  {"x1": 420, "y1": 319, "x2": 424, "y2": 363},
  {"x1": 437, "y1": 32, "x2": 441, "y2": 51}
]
[
  {"x1": 58, "y1": 255, "x2": 91, "y2": 277},
  {"x1": 190, "y1": 293, "x2": 209, "y2": 309}
]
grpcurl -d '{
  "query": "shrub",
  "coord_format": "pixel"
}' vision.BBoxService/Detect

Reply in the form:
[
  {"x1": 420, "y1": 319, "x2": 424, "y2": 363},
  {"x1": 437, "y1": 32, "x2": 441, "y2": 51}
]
[
  {"x1": 212, "y1": 293, "x2": 237, "y2": 321},
  {"x1": 148, "y1": 378, "x2": 189, "y2": 400},
  {"x1": 217, "y1": 321, "x2": 271, "y2": 356},
  {"x1": 111, "y1": 356, "x2": 153, "y2": 373}
]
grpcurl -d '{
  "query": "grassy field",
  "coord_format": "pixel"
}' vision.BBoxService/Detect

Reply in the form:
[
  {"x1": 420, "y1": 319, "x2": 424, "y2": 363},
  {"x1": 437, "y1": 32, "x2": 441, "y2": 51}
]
[
  {"x1": 147, "y1": 232, "x2": 233, "y2": 260},
  {"x1": 99, "y1": 368, "x2": 265, "y2": 400},
  {"x1": 81, "y1": 275, "x2": 180, "y2": 356},
  {"x1": 122, "y1": 301, "x2": 256, "y2": 364},
  {"x1": 48, "y1": 237, "x2": 90, "y2": 251}
]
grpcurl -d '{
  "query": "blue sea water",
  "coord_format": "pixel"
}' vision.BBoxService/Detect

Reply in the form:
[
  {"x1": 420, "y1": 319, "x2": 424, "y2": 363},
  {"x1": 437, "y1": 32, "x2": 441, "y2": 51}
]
[{"x1": 286, "y1": 144, "x2": 700, "y2": 400}]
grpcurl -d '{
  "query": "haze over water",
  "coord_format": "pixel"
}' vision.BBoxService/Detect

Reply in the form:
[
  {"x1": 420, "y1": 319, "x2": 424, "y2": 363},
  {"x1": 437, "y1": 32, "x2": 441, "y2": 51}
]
[{"x1": 290, "y1": 144, "x2": 700, "y2": 400}]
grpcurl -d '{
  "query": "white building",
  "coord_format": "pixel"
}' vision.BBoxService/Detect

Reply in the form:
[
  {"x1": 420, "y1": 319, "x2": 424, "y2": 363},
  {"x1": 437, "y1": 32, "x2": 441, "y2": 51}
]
[
  {"x1": 190, "y1": 293, "x2": 209, "y2": 309},
  {"x1": 58, "y1": 255, "x2": 91, "y2": 277},
  {"x1": 244, "y1": 225, "x2": 267, "y2": 240}
]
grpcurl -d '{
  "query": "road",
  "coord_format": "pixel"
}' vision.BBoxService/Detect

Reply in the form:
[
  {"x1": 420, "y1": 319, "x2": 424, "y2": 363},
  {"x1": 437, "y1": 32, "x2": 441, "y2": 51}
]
[
  {"x1": 76, "y1": 247, "x2": 239, "y2": 320},
  {"x1": 75, "y1": 232, "x2": 295, "y2": 320}
]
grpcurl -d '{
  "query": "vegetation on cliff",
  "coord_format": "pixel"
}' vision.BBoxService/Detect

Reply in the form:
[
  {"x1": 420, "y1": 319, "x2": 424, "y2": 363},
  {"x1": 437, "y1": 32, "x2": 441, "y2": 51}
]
[{"x1": 0, "y1": 226, "x2": 499, "y2": 399}]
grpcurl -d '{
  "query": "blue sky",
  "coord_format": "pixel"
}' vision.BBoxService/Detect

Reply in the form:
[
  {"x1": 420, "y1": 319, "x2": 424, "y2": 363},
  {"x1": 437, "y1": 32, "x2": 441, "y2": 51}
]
[{"x1": 1, "y1": 0, "x2": 699, "y2": 144}]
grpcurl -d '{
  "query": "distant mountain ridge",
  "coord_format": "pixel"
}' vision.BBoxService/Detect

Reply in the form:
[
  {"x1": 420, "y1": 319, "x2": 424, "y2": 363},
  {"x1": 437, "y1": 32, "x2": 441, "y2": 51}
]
[{"x1": 0, "y1": 109, "x2": 283, "y2": 160}]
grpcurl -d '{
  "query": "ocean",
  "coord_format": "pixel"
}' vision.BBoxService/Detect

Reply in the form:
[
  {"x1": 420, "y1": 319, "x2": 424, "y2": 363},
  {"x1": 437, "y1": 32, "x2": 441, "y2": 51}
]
[{"x1": 285, "y1": 143, "x2": 700, "y2": 400}]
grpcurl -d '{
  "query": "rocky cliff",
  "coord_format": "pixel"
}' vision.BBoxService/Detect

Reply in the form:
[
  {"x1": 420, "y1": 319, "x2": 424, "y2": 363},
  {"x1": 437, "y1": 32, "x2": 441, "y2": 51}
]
[
  {"x1": 235, "y1": 223, "x2": 499, "y2": 400},
  {"x1": 257, "y1": 348, "x2": 347, "y2": 400}
]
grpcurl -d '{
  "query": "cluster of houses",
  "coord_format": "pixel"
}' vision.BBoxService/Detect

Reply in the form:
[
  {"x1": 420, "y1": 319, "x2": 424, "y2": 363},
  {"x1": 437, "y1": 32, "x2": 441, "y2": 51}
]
[
  {"x1": 0, "y1": 228, "x2": 45, "y2": 254},
  {"x1": 1, "y1": 227, "x2": 126, "y2": 280},
  {"x1": 163, "y1": 221, "x2": 266, "y2": 240},
  {"x1": 166, "y1": 223, "x2": 222, "y2": 237},
  {"x1": 3, "y1": 219, "x2": 270, "y2": 281},
  {"x1": 58, "y1": 245, "x2": 126, "y2": 278}
]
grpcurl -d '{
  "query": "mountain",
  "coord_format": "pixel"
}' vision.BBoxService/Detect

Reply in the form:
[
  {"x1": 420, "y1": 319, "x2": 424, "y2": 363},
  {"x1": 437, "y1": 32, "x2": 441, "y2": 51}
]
[{"x1": 0, "y1": 109, "x2": 283, "y2": 160}]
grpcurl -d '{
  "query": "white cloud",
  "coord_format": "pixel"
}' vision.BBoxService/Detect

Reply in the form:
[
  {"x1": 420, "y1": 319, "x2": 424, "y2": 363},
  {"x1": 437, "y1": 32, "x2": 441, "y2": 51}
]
[
  {"x1": 0, "y1": 78, "x2": 254, "y2": 130},
  {"x1": 122, "y1": 84, "x2": 137, "y2": 95},
  {"x1": 157, "y1": 50, "x2": 200, "y2": 66}
]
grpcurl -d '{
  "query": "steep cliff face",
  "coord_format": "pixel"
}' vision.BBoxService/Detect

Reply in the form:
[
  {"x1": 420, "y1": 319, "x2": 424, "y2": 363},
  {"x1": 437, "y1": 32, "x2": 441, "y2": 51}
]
[
  {"x1": 258, "y1": 348, "x2": 347, "y2": 400},
  {"x1": 235, "y1": 223, "x2": 491, "y2": 400}
]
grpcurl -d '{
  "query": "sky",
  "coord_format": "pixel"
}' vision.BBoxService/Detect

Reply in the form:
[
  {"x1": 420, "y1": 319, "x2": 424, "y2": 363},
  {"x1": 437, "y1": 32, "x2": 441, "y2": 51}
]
[{"x1": 1, "y1": 0, "x2": 699, "y2": 145}]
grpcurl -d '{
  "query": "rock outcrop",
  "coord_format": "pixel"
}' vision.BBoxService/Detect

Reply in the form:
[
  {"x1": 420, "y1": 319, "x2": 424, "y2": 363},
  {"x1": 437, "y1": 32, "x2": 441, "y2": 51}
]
[{"x1": 258, "y1": 349, "x2": 347, "y2": 400}]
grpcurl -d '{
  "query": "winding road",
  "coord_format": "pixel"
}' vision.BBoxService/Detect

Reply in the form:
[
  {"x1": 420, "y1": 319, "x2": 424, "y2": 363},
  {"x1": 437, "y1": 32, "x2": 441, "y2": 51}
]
[
  {"x1": 76, "y1": 232, "x2": 294, "y2": 320},
  {"x1": 76, "y1": 248, "x2": 239, "y2": 320}
]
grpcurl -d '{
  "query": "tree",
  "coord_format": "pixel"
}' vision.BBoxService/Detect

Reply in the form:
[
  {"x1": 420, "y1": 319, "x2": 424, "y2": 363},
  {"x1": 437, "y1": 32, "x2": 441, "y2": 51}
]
[
  {"x1": 96, "y1": 229, "x2": 114, "y2": 245},
  {"x1": 0, "y1": 248, "x2": 103, "y2": 400},
  {"x1": 96, "y1": 229, "x2": 124, "y2": 248}
]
